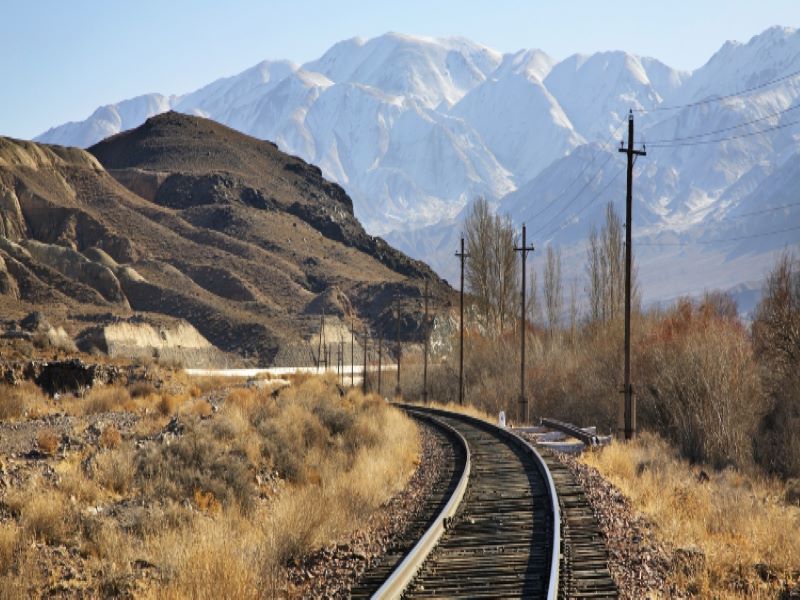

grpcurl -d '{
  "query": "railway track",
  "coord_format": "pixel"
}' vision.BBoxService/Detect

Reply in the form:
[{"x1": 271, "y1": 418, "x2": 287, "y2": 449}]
[{"x1": 359, "y1": 405, "x2": 618, "y2": 599}]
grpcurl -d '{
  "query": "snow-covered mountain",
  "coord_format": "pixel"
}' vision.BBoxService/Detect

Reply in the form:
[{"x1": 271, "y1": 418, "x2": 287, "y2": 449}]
[{"x1": 34, "y1": 27, "x2": 800, "y2": 311}]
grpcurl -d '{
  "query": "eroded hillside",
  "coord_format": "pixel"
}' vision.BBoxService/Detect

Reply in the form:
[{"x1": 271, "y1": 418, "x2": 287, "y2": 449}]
[{"x1": 0, "y1": 113, "x2": 451, "y2": 366}]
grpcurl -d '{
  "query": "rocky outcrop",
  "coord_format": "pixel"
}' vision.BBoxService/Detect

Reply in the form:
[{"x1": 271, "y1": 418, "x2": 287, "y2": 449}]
[
  {"x1": 22, "y1": 240, "x2": 128, "y2": 306},
  {"x1": 76, "y1": 317, "x2": 232, "y2": 368},
  {"x1": 36, "y1": 359, "x2": 120, "y2": 395}
]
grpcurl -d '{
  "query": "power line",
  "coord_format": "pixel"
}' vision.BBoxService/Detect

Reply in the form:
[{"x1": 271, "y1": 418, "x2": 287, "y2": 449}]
[
  {"x1": 530, "y1": 152, "x2": 618, "y2": 237},
  {"x1": 636, "y1": 223, "x2": 800, "y2": 246},
  {"x1": 722, "y1": 200, "x2": 800, "y2": 219},
  {"x1": 634, "y1": 68, "x2": 800, "y2": 114},
  {"x1": 540, "y1": 166, "x2": 626, "y2": 239},
  {"x1": 644, "y1": 103, "x2": 800, "y2": 145},
  {"x1": 646, "y1": 115, "x2": 800, "y2": 147},
  {"x1": 525, "y1": 121, "x2": 626, "y2": 223}
]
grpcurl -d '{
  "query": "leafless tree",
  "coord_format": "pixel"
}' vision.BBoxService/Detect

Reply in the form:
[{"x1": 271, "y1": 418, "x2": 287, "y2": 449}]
[
  {"x1": 464, "y1": 197, "x2": 519, "y2": 334},
  {"x1": 543, "y1": 245, "x2": 563, "y2": 330},
  {"x1": 585, "y1": 202, "x2": 639, "y2": 323}
]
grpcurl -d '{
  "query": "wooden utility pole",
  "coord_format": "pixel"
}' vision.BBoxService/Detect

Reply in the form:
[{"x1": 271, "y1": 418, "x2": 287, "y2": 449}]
[
  {"x1": 317, "y1": 311, "x2": 326, "y2": 372},
  {"x1": 618, "y1": 109, "x2": 646, "y2": 440},
  {"x1": 422, "y1": 280, "x2": 430, "y2": 404},
  {"x1": 456, "y1": 237, "x2": 469, "y2": 405},
  {"x1": 350, "y1": 316, "x2": 355, "y2": 387},
  {"x1": 395, "y1": 299, "x2": 401, "y2": 398},
  {"x1": 362, "y1": 328, "x2": 369, "y2": 395},
  {"x1": 377, "y1": 334, "x2": 383, "y2": 397},
  {"x1": 514, "y1": 224, "x2": 535, "y2": 424}
]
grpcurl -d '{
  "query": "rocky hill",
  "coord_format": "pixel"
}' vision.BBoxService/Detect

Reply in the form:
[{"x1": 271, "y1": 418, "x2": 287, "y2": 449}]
[{"x1": 0, "y1": 113, "x2": 451, "y2": 366}]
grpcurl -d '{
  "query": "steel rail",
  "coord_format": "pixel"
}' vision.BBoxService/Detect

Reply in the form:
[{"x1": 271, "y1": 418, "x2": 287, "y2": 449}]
[
  {"x1": 371, "y1": 411, "x2": 471, "y2": 600},
  {"x1": 540, "y1": 417, "x2": 600, "y2": 446},
  {"x1": 390, "y1": 404, "x2": 561, "y2": 600}
]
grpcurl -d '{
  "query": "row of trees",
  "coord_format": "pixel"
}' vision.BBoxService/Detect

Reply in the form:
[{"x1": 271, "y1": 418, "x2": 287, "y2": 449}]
[{"x1": 463, "y1": 197, "x2": 635, "y2": 333}]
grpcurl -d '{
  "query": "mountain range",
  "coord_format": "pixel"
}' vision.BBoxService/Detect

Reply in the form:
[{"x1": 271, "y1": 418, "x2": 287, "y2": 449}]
[{"x1": 35, "y1": 26, "x2": 800, "y2": 312}]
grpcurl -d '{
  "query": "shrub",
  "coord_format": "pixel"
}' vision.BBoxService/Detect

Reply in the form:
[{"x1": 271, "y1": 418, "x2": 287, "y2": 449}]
[
  {"x1": 35, "y1": 429, "x2": 60, "y2": 456},
  {"x1": 752, "y1": 250, "x2": 800, "y2": 478},
  {"x1": 135, "y1": 423, "x2": 254, "y2": 513},
  {"x1": 98, "y1": 425, "x2": 122, "y2": 449},
  {"x1": 83, "y1": 386, "x2": 131, "y2": 414}
]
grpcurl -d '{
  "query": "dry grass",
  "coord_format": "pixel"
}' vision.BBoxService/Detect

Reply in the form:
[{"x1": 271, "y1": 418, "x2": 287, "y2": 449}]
[
  {"x1": 0, "y1": 382, "x2": 49, "y2": 420},
  {"x1": 583, "y1": 433, "x2": 800, "y2": 597},
  {"x1": 35, "y1": 428, "x2": 59, "y2": 455},
  {"x1": 93, "y1": 444, "x2": 136, "y2": 495},
  {"x1": 0, "y1": 373, "x2": 419, "y2": 597},
  {"x1": 98, "y1": 425, "x2": 122, "y2": 449},
  {"x1": 405, "y1": 398, "x2": 496, "y2": 424}
]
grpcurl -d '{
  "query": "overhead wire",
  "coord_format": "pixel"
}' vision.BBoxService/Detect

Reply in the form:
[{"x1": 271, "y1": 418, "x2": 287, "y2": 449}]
[
  {"x1": 644, "y1": 103, "x2": 800, "y2": 145},
  {"x1": 633, "y1": 67, "x2": 800, "y2": 114},
  {"x1": 524, "y1": 120, "x2": 626, "y2": 223},
  {"x1": 636, "y1": 223, "x2": 800, "y2": 246}
]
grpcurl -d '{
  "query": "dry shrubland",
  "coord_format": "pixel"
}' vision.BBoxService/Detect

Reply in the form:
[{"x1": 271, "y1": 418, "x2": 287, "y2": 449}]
[
  {"x1": 583, "y1": 433, "x2": 800, "y2": 597},
  {"x1": 0, "y1": 374, "x2": 418, "y2": 597}
]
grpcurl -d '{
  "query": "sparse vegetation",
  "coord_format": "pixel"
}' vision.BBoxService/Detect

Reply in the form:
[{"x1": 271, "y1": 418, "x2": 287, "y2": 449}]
[
  {"x1": 0, "y1": 372, "x2": 419, "y2": 597},
  {"x1": 583, "y1": 433, "x2": 800, "y2": 597}
]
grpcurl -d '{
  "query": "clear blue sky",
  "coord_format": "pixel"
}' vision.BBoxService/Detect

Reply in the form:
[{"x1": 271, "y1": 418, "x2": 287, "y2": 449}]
[{"x1": 2, "y1": 0, "x2": 798, "y2": 139}]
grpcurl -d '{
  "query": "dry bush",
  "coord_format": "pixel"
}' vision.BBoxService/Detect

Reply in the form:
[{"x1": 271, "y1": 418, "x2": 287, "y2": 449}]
[
  {"x1": 58, "y1": 459, "x2": 101, "y2": 505},
  {"x1": 0, "y1": 522, "x2": 19, "y2": 575},
  {"x1": 638, "y1": 301, "x2": 764, "y2": 468},
  {"x1": 35, "y1": 428, "x2": 60, "y2": 455},
  {"x1": 135, "y1": 422, "x2": 254, "y2": 512},
  {"x1": 98, "y1": 425, "x2": 122, "y2": 449},
  {"x1": 83, "y1": 386, "x2": 131, "y2": 414},
  {"x1": 128, "y1": 381, "x2": 157, "y2": 398},
  {"x1": 93, "y1": 445, "x2": 136, "y2": 495},
  {"x1": 583, "y1": 433, "x2": 800, "y2": 597},
  {"x1": 752, "y1": 250, "x2": 800, "y2": 479},
  {"x1": 184, "y1": 398, "x2": 213, "y2": 418},
  {"x1": 0, "y1": 382, "x2": 49, "y2": 420},
  {"x1": 158, "y1": 393, "x2": 187, "y2": 416},
  {"x1": 149, "y1": 509, "x2": 268, "y2": 600},
  {"x1": 19, "y1": 489, "x2": 75, "y2": 545}
]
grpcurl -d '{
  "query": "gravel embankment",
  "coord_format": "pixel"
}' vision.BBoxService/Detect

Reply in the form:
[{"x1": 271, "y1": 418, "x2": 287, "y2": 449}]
[
  {"x1": 288, "y1": 420, "x2": 447, "y2": 598},
  {"x1": 552, "y1": 452, "x2": 689, "y2": 599}
]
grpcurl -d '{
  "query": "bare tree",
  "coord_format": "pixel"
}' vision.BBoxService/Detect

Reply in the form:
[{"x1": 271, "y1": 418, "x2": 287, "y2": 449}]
[
  {"x1": 584, "y1": 202, "x2": 638, "y2": 323},
  {"x1": 491, "y1": 212, "x2": 519, "y2": 331},
  {"x1": 527, "y1": 266, "x2": 543, "y2": 327},
  {"x1": 586, "y1": 225, "x2": 602, "y2": 322},
  {"x1": 464, "y1": 198, "x2": 493, "y2": 323},
  {"x1": 464, "y1": 197, "x2": 520, "y2": 334},
  {"x1": 568, "y1": 277, "x2": 579, "y2": 339},
  {"x1": 543, "y1": 246, "x2": 563, "y2": 330}
]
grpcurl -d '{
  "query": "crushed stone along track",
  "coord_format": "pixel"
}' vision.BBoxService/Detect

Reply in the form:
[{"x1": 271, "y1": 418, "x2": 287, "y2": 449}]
[
  {"x1": 349, "y1": 414, "x2": 467, "y2": 598},
  {"x1": 400, "y1": 409, "x2": 556, "y2": 599},
  {"x1": 537, "y1": 450, "x2": 618, "y2": 599}
]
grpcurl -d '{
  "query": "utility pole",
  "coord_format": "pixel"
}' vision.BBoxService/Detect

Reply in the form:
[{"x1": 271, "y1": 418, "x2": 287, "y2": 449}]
[
  {"x1": 395, "y1": 298, "x2": 402, "y2": 398},
  {"x1": 618, "y1": 109, "x2": 646, "y2": 441},
  {"x1": 317, "y1": 311, "x2": 326, "y2": 372},
  {"x1": 340, "y1": 342, "x2": 345, "y2": 386},
  {"x1": 422, "y1": 280, "x2": 430, "y2": 404},
  {"x1": 350, "y1": 316, "x2": 355, "y2": 387},
  {"x1": 456, "y1": 237, "x2": 469, "y2": 405},
  {"x1": 362, "y1": 328, "x2": 369, "y2": 395},
  {"x1": 514, "y1": 224, "x2": 535, "y2": 424},
  {"x1": 377, "y1": 334, "x2": 383, "y2": 398}
]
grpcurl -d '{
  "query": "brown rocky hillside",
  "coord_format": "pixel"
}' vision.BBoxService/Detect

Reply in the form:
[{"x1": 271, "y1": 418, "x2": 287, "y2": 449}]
[{"x1": 0, "y1": 112, "x2": 451, "y2": 366}]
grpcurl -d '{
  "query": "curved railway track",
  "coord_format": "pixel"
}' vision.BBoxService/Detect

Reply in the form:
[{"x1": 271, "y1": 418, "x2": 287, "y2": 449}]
[
  {"x1": 362, "y1": 406, "x2": 559, "y2": 598},
  {"x1": 357, "y1": 405, "x2": 618, "y2": 599}
]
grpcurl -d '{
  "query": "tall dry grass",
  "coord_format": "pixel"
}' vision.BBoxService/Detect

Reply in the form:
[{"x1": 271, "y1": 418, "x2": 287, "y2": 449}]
[
  {"x1": 583, "y1": 433, "x2": 800, "y2": 597},
  {"x1": 0, "y1": 375, "x2": 419, "y2": 597}
]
